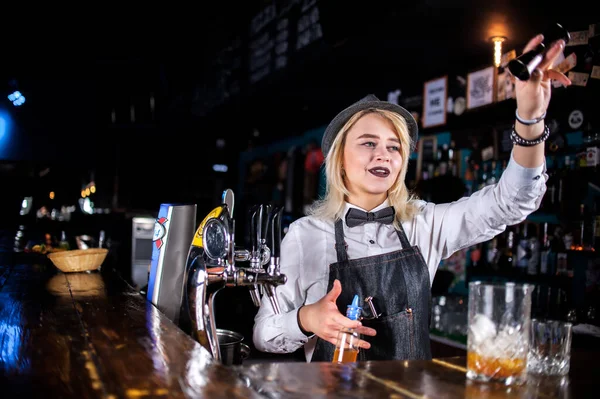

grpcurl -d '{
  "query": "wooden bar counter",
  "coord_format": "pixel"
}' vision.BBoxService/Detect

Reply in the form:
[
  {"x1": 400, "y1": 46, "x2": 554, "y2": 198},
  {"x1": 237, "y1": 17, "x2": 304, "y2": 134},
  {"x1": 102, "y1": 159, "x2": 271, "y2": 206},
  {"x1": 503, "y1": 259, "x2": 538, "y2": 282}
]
[{"x1": 1, "y1": 253, "x2": 598, "y2": 398}]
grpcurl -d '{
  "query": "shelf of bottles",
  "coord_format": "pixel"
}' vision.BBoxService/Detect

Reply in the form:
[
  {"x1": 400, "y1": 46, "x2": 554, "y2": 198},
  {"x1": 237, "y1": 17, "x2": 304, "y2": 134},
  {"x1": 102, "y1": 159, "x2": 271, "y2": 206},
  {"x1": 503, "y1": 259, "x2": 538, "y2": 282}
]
[{"x1": 415, "y1": 125, "x2": 600, "y2": 328}]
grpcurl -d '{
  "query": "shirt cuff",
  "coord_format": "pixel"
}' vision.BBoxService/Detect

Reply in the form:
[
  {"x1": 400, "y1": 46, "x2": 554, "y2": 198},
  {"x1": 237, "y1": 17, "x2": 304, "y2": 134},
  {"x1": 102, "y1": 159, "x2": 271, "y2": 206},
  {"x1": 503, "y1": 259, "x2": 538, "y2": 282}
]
[
  {"x1": 283, "y1": 307, "x2": 314, "y2": 341},
  {"x1": 503, "y1": 150, "x2": 546, "y2": 188}
]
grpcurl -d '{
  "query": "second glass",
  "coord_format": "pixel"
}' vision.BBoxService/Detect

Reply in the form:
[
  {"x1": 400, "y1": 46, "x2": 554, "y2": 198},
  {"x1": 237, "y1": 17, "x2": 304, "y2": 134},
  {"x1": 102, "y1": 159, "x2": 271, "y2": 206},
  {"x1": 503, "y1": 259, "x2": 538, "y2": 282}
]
[{"x1": 527, "y1": 319, "x2": 572, "y2": 376}]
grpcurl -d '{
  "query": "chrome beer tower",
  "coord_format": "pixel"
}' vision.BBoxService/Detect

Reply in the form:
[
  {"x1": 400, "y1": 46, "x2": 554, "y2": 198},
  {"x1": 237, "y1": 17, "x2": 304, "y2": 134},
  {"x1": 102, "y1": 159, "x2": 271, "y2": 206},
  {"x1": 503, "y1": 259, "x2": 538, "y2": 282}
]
[{"x1": 182, "y1": 189, "x2": 286, "y2": 361}]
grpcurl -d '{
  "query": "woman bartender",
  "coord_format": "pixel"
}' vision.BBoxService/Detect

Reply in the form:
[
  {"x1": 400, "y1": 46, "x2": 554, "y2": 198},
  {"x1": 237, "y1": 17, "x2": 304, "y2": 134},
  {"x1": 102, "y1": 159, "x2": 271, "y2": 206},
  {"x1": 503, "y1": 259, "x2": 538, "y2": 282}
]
[{"x1": 253, "y1": 33, "x2": 570, "y2": 362}]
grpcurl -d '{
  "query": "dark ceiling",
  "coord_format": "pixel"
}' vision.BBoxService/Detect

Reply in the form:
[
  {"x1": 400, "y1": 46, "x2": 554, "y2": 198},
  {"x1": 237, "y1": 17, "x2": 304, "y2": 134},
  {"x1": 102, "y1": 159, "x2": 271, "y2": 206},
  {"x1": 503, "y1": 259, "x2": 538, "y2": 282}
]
[{"x1": 1, "y1": 1, "x2": 595, "y2": 159}]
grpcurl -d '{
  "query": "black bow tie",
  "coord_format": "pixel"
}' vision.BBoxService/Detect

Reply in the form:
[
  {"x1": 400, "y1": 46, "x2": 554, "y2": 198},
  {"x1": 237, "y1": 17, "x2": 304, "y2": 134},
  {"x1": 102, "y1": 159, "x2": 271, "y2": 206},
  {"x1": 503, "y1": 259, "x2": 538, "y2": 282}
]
[{"x1": 345, "y1": 206, "x2": 395, "y2": 228}]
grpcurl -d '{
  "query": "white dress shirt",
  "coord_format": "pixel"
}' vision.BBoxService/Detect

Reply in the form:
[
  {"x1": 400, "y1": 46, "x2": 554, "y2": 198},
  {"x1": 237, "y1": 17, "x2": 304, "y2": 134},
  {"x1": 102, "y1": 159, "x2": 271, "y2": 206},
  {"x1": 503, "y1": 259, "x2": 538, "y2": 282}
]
[{"x1": 253, "y1": 151, "x2": 546, "y2": 362}]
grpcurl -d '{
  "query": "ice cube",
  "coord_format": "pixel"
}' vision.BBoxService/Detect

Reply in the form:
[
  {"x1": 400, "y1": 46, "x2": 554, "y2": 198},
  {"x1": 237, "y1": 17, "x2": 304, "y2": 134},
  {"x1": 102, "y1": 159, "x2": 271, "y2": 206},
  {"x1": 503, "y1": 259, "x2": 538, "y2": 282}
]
[
  {"x1": 469, "y1": 313, "x2": 497, "y2": 346},
  {"x1": 493, "y1": 325, "x2": 528, "y2": 358}
]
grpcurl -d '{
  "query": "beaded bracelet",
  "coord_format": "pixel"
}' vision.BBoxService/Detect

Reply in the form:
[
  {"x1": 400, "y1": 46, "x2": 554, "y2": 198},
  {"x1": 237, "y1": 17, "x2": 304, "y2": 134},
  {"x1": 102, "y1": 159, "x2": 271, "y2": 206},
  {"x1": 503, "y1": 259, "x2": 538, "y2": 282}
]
[
  {"x1": 515, "y1": 109, "x2": 547, "y2": 125},
  {"x1": 511, "y1": 124, "x2": 550, "y2": 147}
]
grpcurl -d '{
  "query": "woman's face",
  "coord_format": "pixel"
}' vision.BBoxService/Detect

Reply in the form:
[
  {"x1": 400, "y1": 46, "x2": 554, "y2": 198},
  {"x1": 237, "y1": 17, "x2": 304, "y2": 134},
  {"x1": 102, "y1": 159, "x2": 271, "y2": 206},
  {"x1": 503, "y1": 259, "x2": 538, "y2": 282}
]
[{"x1": 342, "y1": 113, "x2": 403, "y2": 207}]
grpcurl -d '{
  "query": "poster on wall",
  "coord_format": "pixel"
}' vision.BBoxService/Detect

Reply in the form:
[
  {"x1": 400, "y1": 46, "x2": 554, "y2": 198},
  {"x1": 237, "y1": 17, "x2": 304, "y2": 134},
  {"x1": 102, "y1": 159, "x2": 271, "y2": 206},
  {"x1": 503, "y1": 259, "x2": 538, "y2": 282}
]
[
  {"x1": 422, "y1": 76, "x2": 447, "y2": 128},
  {"x1": 497, "y1": 70, "x2": 515, "y2": 101},
  {"x1": 467, "y1": 66, "x2": 495, "y2": 109}
]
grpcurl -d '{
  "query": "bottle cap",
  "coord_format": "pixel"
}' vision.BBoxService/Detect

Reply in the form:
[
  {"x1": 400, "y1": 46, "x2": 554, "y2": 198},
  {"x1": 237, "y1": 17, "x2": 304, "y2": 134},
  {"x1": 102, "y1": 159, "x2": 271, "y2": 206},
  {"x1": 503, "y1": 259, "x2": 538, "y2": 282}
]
[{"x1": 346, "y1": 294, "x2": 362, "y2": 321}]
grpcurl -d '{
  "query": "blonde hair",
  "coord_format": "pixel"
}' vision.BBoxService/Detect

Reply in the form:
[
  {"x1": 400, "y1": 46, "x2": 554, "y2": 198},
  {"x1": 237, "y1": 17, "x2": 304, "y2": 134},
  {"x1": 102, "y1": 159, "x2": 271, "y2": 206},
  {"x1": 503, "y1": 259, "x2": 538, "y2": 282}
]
[{"x1": 308, "y1": 108, "x2": 420, "y2": 227}]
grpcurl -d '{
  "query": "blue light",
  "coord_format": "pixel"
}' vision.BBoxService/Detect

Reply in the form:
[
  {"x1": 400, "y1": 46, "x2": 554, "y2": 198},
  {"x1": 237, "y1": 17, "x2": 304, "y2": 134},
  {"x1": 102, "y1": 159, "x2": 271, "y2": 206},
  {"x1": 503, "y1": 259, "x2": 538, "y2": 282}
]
[
  {"x1": 7, "y1": 91, "x2": 25, "y2": 106},
  {"x1": 212, "y1": 164, "x2": 228, "y2": 173},
  {"x1": 0, "y1": 313, "x2": 28, "y2": 373},
  {"x1": 0, "y1": 115, "x2": 5, "y2": 141},
  {"x1": 7, "y1": 91, "x2": 21, "y2": 101},
  {"x1": 0, "y1": 111, "x2": 13, "y2": 157}
]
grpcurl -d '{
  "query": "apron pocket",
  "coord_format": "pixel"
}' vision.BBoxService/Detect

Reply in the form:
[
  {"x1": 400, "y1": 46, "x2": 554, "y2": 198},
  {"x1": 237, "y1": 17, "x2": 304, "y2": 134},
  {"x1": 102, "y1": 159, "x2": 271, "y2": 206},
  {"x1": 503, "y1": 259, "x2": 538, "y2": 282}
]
[{"x1": 361, "y1": 308, "x2": 415, "y2": 361}]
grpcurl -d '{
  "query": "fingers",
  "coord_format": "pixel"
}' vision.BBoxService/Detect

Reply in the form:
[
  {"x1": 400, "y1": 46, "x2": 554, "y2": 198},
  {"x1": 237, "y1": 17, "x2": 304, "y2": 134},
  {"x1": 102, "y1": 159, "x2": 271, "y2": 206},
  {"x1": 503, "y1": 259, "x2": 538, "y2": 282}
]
[
  {"x1": 331, "y1": 312, "x2": 362, "y2": 329},
  {"x1": 523, "y1": 34, "x2": 544, "y2": 54},
  {"x1": 520, "y1": 34, "x2": 566, "y2": 73},
  {"x1": 317, "y1": 311, "x2": 359, "y2": 341},
  {"x1": 324, "y1": 279, "x2": 342, "y2": 302},
  {"x1": 356, "y1": 338, "x2": 371, "y2": 350},
  {"x1": 320, "y1": 323, "x2": 365, "y2": 347},
  {"x1": 545, "y1": 69, "x2": 572, "y2": 86},
  {"x1": 356, "y1": 325, "x2": 377, "y2": 337},
  {"x1": 320, "y1": 315, "x2": 370, "y2": 348},
  {"x1": 538, "y1": 40, "x2": 566, "y2": 71}
]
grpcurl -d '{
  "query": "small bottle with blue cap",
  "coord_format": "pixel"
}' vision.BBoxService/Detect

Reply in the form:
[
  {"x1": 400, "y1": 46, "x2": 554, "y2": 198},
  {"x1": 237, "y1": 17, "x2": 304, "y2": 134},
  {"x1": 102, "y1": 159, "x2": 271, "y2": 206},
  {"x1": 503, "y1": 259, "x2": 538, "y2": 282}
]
[{"x1": 332, "y1": 294, "x2": 362, "y2": 363}]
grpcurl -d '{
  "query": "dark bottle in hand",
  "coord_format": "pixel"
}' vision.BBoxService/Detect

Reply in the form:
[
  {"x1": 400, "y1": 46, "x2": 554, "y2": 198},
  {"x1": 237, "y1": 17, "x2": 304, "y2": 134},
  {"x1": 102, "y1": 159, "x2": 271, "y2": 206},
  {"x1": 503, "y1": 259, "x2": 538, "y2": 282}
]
[{"x1": 508, "y1": 23, "x2": 571, "y2": 81}]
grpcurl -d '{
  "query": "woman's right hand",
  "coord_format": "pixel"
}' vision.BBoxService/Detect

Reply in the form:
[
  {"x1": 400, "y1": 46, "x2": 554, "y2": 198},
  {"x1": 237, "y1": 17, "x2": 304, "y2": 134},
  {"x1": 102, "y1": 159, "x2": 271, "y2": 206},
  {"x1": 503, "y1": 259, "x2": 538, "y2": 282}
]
[{"x1": 298, "y1": 279, "x2": 376, "y2": 349}]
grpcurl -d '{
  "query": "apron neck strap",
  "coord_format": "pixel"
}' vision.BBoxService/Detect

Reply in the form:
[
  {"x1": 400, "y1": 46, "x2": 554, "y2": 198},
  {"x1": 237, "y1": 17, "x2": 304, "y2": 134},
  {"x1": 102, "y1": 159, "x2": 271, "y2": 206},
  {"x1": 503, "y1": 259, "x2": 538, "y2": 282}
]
[
  {"x1": 334, "y1": 219, "x2": 348, "y2": 262},
  {"x1": 395, "y1": 221, "x2": 411, "y2": 249},
  {"x1": 334, "y1": 218, "x2": 412, "y2": 263}
]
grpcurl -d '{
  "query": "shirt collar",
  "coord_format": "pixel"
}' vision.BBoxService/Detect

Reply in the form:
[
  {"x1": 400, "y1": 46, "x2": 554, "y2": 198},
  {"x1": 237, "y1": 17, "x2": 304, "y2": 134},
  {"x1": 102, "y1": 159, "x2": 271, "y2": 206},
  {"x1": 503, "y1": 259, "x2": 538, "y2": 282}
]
[{"x1": 344, "y1": 198, "x2": 391, "y2": 215}]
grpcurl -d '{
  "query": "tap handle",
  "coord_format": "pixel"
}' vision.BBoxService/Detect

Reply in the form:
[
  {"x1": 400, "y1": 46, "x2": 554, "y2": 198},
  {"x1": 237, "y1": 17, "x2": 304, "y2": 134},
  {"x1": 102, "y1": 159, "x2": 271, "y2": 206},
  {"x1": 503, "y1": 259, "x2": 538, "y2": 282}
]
[
  {"x1": 270, "y1": 207, "x2": 283, "y2": 269},
  {"x1": 271, "y1": 207, "x2": 283, "y2": 258},
  {"x1": 260, "y1": 204, "x2": 272, "y2": 245},
  {"x1": 256, "y1": 205, "x2": 263, "y2": 251},
  {"x1": 221, "y1": 188, "x2": 235, "y2": 218},
  {"x1": 249, "y1": 204, "x2": 260, "y2": 254}
]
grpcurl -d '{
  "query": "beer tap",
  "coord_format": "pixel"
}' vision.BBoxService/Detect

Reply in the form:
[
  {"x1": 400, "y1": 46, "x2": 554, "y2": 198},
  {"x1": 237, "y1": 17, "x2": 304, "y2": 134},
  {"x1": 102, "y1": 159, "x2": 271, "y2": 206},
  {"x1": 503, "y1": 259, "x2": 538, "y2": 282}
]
[
  {"x1": 247, "y1": 205, "x2": 262, "y2": 307},
  {"x1": 265, "y1": 206, "x2": 283, "y2": 313},
  {"x1": 260, "y1": 204, "x2": 272, "y2": 264},
  {"x1": 255, "y1": 204, "x2": 272, "y2": 268},
  {"x1": 180, "y1": 189, "x2": 287, "y2": 363},
  {"x1": 248, "y1": 204, "x2": 274, "y2": 306}
]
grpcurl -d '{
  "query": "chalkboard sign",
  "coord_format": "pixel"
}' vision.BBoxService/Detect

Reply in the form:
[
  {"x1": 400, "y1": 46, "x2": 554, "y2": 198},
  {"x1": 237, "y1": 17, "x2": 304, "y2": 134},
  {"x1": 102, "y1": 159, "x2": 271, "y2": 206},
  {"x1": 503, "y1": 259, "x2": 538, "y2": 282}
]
[
  {"x1": 249, "y1": 30, "x2": 275, "y2": 84},
  {"x1": 296, "y1": 0, "x2": 322, "y2": 51},
  {"x1": 275, "y1": 17, "x2": 289, "y2": 70},
  {"x1": 249, "y1": 3, "x2": 291, "y2": 84},
  {"x1": 196, "y1": 0, "x2": 326, "y2": 116},
  {"x1": 248, "y1": 0, "x2": 323, "y2": 85}
]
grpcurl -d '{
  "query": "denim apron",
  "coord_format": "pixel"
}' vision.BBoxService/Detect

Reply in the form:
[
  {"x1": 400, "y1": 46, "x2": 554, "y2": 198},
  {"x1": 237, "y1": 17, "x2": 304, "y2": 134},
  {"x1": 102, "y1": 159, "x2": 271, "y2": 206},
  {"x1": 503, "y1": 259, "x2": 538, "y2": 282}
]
[{"x1": 311, "y1": 218, "x2": 432, "y2": 361}]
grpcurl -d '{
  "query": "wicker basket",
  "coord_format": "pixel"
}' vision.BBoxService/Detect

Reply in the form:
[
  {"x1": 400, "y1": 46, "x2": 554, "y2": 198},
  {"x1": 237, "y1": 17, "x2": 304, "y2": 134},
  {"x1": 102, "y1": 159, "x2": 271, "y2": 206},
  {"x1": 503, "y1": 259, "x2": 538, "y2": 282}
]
[{"x1": 47, "y1": 248, "x2": 109, "y2": 273}]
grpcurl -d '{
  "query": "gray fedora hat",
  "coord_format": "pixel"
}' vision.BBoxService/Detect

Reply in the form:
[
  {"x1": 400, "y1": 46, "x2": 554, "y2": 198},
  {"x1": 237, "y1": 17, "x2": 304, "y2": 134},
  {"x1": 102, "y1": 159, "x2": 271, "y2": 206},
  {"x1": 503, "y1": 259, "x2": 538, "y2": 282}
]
[{"x1": 321, "y1": 94, "x2": 419, "y2": 158}]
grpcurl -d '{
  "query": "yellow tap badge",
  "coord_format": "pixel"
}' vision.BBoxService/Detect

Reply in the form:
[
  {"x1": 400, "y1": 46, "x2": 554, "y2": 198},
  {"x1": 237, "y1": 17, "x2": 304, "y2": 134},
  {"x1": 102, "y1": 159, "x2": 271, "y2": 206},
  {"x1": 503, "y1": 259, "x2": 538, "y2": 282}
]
[{"x1": 192, "y1": 206, "x2": 223, "y2": 247}]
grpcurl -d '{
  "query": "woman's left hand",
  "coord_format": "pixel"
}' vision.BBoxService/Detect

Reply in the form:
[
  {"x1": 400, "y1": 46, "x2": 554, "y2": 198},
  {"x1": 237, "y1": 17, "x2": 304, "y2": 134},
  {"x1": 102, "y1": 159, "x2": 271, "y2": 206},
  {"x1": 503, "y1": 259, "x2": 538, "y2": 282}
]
[{"x1": 515, "y1": 34, "x2": 571, "y2": 120}]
